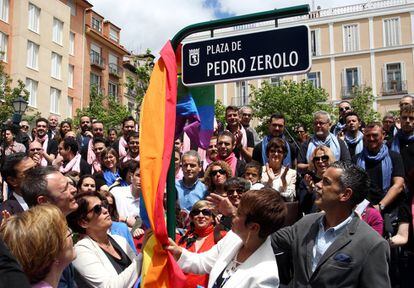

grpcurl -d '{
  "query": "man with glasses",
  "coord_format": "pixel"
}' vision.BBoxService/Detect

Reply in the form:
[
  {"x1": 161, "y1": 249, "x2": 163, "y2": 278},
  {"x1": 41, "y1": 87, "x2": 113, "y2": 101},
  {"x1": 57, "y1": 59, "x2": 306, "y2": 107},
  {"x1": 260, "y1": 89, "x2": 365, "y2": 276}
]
[
  {"x1": 28, "y1": 141, "x2": 44, "y2": 167},
  {"x1": 252, "y1": 113, "x2": 297, "y2": 168},
  {"x1": 239, "y1": 106, "x2": 261, "y2": 145},
  {"x1": 298, "y1": 111, "x2": 351, "y2": 172},
  {"x1": 331, "y1": 101, "x2": 353, "y2": 136},
  {"x1": 0, "y1": 153, "x2": 36, "y2": 221},
  {"x1": 21, "y1": 166, "x2": 78, "y2": 288},
  {"x1": 19, "y1": 120, "x2": 31, "y2": 141},
  {"x1": 344, "y1": 112, "x2": 364, "y2": 157}
]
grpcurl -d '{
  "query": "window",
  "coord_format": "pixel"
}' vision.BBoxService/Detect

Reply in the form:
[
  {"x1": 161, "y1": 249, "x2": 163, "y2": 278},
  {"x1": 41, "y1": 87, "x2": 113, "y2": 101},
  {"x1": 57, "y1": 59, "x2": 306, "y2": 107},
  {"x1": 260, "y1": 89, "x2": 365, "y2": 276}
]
[
  {"x1": 53, "y1": 18, "x2": 63, "y2": 45},
  {"x1": 108, "y1": 53, "x2": 118, "y2": 74},
  {"x1": 0, "y1": 32, "x2": 7, "y2": 62},
  {"x1": 90, "y1": 43, "x2": 103, "y2": 66},
  {"x1": 342, "y1": 67, "x2": 360, "y2": 98},
  {"x1": 343, "y1": 24, "x2": 359, "y2": 52},
  {"x1": 109, "y1": 27, "x2": 119, "y2": 42},
  {"x1": 67, "y1": 0, "x2": 76, "y2": 16},
  {"x1": 91, "y1": 17, "x2": 102, "y2": 32},
  {"x1": 384, "y1": 63, "x2": 405, "y2": 94},
  {"x1": 384, "y1": 18, "x2": 400, "y2": 47},
  {"x1": 90, "y1": 73, "x2": 101, "y2": 93},
  {"x1": 69, "y1": 32, "x2": 75, "y2": 55},
  {"x1": 236, "y1": 81, "x2": 248, "y2": 105},
  {"x1": 51, "y1": 52, "x2": 62, "y2": 79},
  {"x1": 0, "y1": 0, "x2": 9, "y2": 23},
  {"x1": 50, "y1": 87, "x2": 60, "y2": 113},
  {"x1": 26, "y1": 78, "x2": 38, "y2": 107},
  {"x1": 270, "y1": 76, "x2": 281, "y2": 86},
  {"x1": 67, "y1": 97, "x2": 73, "y2": 117},
  {"x1": 310, "y1": 29, "x2": 320, "y2": 56},
  {"x1": 28, "y1": 3, "x2": 40, "y2": 33},
  {"x1": 27, "y1": 41, "x2": 39, "y2": 69},
  {"x1": 108, "y1": 82, "x2": 118, "y2": 97},
  {"x1": 308, "y1": 72, "x2": 321, "y2": 88},
  {"x1": 68, "y1": 65, "x2": 74, "y2": 88}
]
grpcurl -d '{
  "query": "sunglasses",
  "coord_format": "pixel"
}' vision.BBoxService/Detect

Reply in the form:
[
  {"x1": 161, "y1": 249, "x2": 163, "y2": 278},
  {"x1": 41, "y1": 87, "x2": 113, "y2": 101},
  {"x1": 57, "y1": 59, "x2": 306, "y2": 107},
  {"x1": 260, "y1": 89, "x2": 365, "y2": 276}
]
[
  {"x1": 190, "y1": 208, "x2": 212, "y2": 217},
  {"x1": 313, "y1": 155, "x2": 329, "y2": 162},
  {"x1": 87, "y1": 203, "x2": 108, "y2": 215},
  {"x1": 20, "y1": 125, "x2": 29, "y2": 129},
  {"x1": 339, "y1": 106, "x2": 351, "y2": 112},
  {"x1": 210, "y1": 169, "x2": 226, "y2": 176},
  {"x1": 226, "y1": 188, "x2": 245, "y2": 196}
]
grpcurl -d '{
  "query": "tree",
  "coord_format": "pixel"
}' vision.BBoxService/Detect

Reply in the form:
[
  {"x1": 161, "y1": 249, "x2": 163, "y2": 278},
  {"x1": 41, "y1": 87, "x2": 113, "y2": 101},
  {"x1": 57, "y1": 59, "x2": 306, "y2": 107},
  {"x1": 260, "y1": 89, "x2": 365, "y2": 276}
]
[
  {"x1": 0, "y1": 59, "x2": 30, "y2": 124},
  {"x1": 347, "y1": 86, "x2": 380, "y2": 124},
  {"x1": 250, "y1": 80, "x2": 333, "y2": 136},
  {"x1": 214, "y1": 99, "x2": 226, "y2": 125},
  {"x1": 74, "y1": 86, "x2": 131, "y2": 129}
]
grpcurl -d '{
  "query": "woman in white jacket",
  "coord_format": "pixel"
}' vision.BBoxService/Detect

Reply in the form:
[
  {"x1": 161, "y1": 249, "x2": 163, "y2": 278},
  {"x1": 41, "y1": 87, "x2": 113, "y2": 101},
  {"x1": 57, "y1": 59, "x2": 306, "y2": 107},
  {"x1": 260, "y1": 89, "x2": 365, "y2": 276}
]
[
  {"x1": 167, "y1": 188, "x2": 287, "y2": 288},
  {"x1": 68, "y1": 192, "x2": 141, "y2": 288}
]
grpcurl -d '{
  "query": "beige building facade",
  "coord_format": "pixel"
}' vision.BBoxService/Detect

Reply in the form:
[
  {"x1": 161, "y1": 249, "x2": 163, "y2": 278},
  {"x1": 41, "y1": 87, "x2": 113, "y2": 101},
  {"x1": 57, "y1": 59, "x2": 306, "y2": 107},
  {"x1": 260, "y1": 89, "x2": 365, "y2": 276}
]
[{"x1": 215, "y1": 0, "x2": 414, "y2": 116}]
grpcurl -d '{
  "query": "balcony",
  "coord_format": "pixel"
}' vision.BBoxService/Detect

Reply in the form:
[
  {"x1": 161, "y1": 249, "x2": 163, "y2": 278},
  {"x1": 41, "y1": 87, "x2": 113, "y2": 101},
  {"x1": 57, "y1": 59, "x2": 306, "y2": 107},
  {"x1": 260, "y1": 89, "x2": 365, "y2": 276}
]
[
  {"x1": 382, "y1": 80, "x2": 408, "y2": 96},
  {"x1": 90, "y1": 51, "x2": 105, "y2": 69},
  {"x1": 341, "y1": 85, "x2": 365, "y2": 99},
  {"x1": 108, "y1": 63, "x2": 123, "y2": 78}
]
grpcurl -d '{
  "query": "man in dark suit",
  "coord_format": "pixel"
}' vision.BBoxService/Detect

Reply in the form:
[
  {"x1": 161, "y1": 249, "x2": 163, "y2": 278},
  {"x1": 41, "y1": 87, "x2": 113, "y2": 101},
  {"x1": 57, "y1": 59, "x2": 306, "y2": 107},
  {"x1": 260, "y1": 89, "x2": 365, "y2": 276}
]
[
  {"x1": 271, "y1": 161, "x2": 390, "y2": 287},
  {"x1": 0, "y1": 239, "x2": 30, "y2": 288}
]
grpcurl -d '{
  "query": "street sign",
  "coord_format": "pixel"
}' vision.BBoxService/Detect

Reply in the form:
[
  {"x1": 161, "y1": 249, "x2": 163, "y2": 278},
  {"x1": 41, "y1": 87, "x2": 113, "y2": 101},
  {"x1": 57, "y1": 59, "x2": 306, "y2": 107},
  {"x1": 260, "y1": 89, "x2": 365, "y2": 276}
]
[{"x1": 181, "y1": 25, "x2": 311, "y2": 86}]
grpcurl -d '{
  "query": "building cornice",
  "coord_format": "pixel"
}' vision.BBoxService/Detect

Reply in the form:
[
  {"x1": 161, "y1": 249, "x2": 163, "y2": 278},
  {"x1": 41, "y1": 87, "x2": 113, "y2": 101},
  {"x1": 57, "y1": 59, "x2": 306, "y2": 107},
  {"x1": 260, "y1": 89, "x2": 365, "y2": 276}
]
[{"x1": 86, "y1": 26, "x2": 130, "y2": 55}]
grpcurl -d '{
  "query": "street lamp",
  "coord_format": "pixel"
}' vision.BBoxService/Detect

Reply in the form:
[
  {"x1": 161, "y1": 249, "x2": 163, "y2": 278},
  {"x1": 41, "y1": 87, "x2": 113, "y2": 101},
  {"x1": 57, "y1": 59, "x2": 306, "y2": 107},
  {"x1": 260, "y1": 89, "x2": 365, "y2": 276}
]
[{"x1": 11, "y1": 93, "x2": 28, "y2": 125}]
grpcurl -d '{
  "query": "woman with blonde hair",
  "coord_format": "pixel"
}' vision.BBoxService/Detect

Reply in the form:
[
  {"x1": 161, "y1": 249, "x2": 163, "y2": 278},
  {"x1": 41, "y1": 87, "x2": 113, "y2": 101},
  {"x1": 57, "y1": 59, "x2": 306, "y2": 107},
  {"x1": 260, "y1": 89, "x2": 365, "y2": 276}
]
[{"x1": 0, "y1": 204, "x2": 75, "y2": 288}]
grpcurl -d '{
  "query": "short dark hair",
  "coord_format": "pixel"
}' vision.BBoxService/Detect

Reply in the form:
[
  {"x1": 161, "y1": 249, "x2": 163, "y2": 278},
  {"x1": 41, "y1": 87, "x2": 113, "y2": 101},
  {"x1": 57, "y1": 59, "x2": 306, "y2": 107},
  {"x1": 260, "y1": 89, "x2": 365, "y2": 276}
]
[
  {"x1": 245, "y1": 161, "x2": 263, "y2": 178},
  {"x1": 67, "y1": 192, "x2": 106, "y2": 234},
  {"x1": 122, "y1": 116, "x2": 136, "y2": 127},
  {"x1": 224, "y1": 177, "x2": 250, "y2": 192},
  {"x1": 92, "y1": 120, "x2": 104, "y2": 126},
  {"x1": 269, "y1": 113, "x2": 285, "y2": 123},
  {"x1": 238, "y1": 188, "x2": 287, "y2": 238},
  {"x1": 36, "y1": 117, "x2": 49, "y2": 127},
  {"x1": 344, "y1": 111, "x2": 361, "y2": 123},
  {"x1": 400, "y1": 104, "x2": 414, "y2": 114},
  {"x1": 119, "y1": 160, "x2": 139, "y2": 179},
  {"x1": 21, "y1": 166, "x2": 58, "y2": 207},
  {"x1": 1, "y1": 153, "x2": 27, "y2": 182},
  {"x1": 225, "y1": 105, "x2": 239, "y2": 115},
  {"x1": 265, "y1": 137, "x2": 287, "y2": 157},
  {"x1": 61, "y1": 137, "x2": 79, "y2": 154},
  {"x1": 127, "y1": 131, "x2": 139, "y2": 143},
  {"x1": 218, "y1": 131, "x2": 236, "y2": 145},
  {"x1": 92, "y1": 137, "x2": 107, "y2": 146},
  {"x1": 77, "y1": 174, "x2": 95, "y2": 191},
  {"x1": 330, "y1": 161, "x2": 370, "y2": 207},
  {"x1": 365, "y1": 122, "x2": 383, "y2": 130}
]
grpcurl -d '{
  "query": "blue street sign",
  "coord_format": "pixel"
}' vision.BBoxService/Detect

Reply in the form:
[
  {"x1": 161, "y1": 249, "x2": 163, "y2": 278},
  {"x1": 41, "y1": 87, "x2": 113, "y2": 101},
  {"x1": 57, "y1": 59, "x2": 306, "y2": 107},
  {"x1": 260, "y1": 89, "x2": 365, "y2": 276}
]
[{"x1": 181, "y1": 25, "x2": 311, "y2": 86}]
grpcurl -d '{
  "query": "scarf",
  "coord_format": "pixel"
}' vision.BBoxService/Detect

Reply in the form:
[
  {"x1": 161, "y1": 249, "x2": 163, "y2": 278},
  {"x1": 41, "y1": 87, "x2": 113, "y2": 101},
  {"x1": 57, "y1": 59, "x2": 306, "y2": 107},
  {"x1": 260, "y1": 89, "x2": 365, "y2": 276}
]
[
  {"x1": 118, "y1": 136, "x2": 128, "y2": 158},
  {"x1": 345, "y1": 131, "x2": 364, "y2": 155},
  {"x1": 86, "y1": 139, "x2": 96, "y2": 165},
  {"x1": 356, "y1": 145, "x2": 393, "y2": 192},
  {"x1": 390, "y1": 130, "x2": 414, "y2": 153},
  {"x1": 60, "y1": 153, "x2": 82, "y2": 174},
  {"x1": 36, "y1": 134, "x2": 49, "y2": 166},
  {"x1": 261, "y1": 135, "x2": 292, "y2": 168},
  {"x1": 333, "y1": 120, "x2": 346, "y2": 136},
  {"x1": 178, "y1": 224, "x2": 214, "y2": 249},
  {"x1": 306, "y1": 133, "x2": 341, "y2": 162},
  {"x1": 219, "y1": 152, "x2": 237, "y2": 176},
  {"x1": 122, "y1": 153, "x2": 140, "y2": 163},
  {"x1": 91, "y1": 160, "x2": 102, "y2": 174}
]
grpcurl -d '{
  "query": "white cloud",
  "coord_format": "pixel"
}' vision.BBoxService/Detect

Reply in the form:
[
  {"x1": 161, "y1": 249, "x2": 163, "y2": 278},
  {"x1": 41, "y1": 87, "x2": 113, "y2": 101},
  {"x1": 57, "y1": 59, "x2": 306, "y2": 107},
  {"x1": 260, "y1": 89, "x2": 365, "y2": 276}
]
[{"x1": 89, "y1": 0, "x2": 368, "y2": 54}]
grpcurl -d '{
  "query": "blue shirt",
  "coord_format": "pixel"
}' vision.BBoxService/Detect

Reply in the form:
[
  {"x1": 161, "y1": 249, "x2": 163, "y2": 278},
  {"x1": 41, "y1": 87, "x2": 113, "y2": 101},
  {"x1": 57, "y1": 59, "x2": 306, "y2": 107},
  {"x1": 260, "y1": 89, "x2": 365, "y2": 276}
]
[
  {"x1": 312, "y1": 213, "x2": 354, "y2": 272},
  {"x1": 175, "y1": 179, "x2": 207, "y2": 212},
  {"x1": 109, "y1": 221, "x2": 137, "y2": 254}
]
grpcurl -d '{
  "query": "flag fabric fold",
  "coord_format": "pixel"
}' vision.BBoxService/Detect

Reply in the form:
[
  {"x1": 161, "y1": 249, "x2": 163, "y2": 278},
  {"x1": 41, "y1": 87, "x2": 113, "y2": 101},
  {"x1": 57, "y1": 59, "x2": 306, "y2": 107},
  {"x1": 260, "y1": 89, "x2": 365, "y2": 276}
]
[{"x1": 139, "y1": 41, "x2": 185, "y2": 288}]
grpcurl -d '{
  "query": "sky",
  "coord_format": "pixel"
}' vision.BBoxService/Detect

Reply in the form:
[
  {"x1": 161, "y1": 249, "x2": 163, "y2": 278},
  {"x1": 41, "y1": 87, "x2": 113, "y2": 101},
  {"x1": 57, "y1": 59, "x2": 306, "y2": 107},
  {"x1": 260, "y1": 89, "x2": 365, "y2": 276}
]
[{"x1": 89, "y1": 0, "x2": 370, "y2": 54}]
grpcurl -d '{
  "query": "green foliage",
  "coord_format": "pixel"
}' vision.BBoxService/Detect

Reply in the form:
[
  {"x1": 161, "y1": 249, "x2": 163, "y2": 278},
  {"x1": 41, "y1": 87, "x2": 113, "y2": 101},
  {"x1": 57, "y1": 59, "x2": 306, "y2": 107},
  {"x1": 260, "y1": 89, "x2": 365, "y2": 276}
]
[
  {"x1": 348, "y1": 86, "x2": 380, "y2": 124},
  {"x1": 74, "y1": 86, "x2": 131, "y2": 129},
  {"x1": 0, "y1": 60, "x2": 29, "y2": 123},
  {"x1": 214, "y1": 99, "x2": 226, "y2": 125},
  {"x1": 250, "y1": 80, "x2": 333, "y2": 136}
]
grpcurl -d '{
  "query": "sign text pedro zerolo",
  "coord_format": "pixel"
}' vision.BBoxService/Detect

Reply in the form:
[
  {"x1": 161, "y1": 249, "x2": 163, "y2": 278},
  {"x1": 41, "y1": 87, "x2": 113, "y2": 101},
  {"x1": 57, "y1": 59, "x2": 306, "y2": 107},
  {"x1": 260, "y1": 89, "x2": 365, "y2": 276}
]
[{"x1": 181, "y1": 25, "x2": 311, "y2": 87}]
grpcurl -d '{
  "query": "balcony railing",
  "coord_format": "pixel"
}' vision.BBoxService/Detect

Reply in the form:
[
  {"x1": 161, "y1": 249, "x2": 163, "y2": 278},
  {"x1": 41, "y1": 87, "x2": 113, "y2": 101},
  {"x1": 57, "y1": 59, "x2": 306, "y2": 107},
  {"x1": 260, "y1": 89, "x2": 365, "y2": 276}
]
[
  {"x1": 108, "y1": 63, "x2": 123, "y2": 77},
  {"x1": 341, "y1": 85, "x2": 365, "y2": 99},
  {"x1": 382, "y1": 80, "x2": 407, "y2": 96},
  {"x1": 90, "y1": 51, "x2": 105, "y2": 69}
]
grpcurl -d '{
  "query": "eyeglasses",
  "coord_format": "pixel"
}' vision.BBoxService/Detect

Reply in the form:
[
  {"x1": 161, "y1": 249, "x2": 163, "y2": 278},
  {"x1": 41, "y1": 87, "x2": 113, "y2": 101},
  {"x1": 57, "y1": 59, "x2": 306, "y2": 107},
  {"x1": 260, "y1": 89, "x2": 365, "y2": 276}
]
[
  {"x1": 313, "y1": 155, "x2": 329, "y2": 162},
  {"x1": 210, "y1": 169, "x2": 226, "y2": 176},
  {"x1": 314, "y1": 121, "x2": 329, "y2": 126},
  {"x1": 190, "y1": 208, "x2": 212, "y2": 217},
  {"x1": 87, "y1": 203, "x2": 108, "y2": 215},
  {"x1": 20, "y1": 125, "x2": 29, "y2": 129},
  {"x1": 226, "y1": 188, "x2": 245, "y2": 196},
  {"x1": 339, "y1": 106, "x2": 351, "y2": 112}
]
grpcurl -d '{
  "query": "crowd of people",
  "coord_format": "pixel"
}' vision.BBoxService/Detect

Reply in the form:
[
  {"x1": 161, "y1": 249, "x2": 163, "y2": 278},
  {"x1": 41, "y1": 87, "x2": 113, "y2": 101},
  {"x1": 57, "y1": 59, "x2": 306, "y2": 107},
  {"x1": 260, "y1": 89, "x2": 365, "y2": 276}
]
[{"x1": 0, "y1": 94, "x2": 413, "y2": 288}]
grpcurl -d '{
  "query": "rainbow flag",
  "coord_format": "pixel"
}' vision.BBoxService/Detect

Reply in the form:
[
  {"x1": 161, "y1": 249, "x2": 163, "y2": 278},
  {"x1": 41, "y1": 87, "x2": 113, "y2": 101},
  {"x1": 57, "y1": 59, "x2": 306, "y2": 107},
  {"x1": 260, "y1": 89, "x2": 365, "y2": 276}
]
[{"x1": 139, "y1": 41, "x2": 185, "y2": 288}]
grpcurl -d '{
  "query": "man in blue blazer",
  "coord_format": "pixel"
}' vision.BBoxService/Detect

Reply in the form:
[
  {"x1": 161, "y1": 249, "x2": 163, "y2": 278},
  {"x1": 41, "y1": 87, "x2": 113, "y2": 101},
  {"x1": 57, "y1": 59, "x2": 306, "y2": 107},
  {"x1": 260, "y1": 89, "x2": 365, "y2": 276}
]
[{"x1": 271, "y1": 161, "x2": 391, "y2": 287}]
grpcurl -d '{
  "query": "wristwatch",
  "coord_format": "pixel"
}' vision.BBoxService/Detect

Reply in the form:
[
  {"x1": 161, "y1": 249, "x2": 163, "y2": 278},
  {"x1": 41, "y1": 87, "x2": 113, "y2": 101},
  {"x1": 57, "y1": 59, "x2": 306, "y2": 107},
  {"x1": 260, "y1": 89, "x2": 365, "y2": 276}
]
[{"x1": 379, "y1": 204, "x2": 386, "y2": 212}]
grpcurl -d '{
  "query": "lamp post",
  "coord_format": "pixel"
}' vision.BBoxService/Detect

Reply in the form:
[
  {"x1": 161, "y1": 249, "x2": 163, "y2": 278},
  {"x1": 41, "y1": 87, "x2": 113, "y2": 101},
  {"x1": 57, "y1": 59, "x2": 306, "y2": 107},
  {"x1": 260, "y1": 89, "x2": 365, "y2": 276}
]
[{"x1": 11, "y1": 93, "x2": 28, "y2": 125}]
